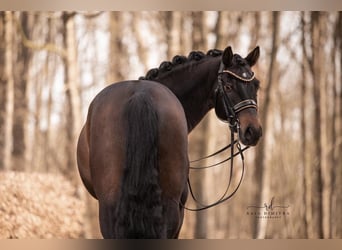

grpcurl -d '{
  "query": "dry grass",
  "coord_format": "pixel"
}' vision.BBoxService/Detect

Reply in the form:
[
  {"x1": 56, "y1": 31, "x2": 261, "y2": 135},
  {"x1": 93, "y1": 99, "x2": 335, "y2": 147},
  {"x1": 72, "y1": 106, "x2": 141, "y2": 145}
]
[{"x1": 0, "y1": 171, "x2": 86, "y2": 238}]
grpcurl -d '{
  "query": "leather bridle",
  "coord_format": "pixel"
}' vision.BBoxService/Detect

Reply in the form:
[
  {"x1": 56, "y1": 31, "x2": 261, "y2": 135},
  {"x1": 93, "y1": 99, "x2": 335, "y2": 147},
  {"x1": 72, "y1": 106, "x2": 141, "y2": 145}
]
[
  {"x1": 215, "y1": 62, "x2": 258, "y2": 128},
  {"x1": 180, "y1": 62, "x2": 258, "y2": 211}
]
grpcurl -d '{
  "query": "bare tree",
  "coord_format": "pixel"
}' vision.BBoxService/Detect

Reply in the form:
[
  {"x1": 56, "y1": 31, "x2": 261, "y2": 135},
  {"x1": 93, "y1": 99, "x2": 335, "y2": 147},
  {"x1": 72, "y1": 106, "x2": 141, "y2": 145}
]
[
  {"x1": 189, "y1": 11, "x2": 209, "y2": 239},
  {"x1": 214, "y1": 12, "x2": 243, "y2": 49},
  {"x1": 131, "y1": 12, "x2": 150, "y2": 73},
  {"x1": 1, "y1": 11, "x2": 15, "y2": 171},
  {"x1": 107, "y1": 12, "x2": 126, "y2": 83},
  {"x1": 300, "y1": 11, "x2": 310, "y2": 238},
  {"x1": 333, "y1": 11, "x2": 342, "y2": 238},
  {"x1": 249, "y1": 12, "x2": 261, "y2": 51},
  {"x1": 11, "y1": 12, "x2": 34, "y2": 171},
  {"x1": 338, "y1": 13, "x2": 342, "y2": 238},
  {"x1": 253, "y1": 11, "x2": 280, "y2": 239},
  {"x1": 307, "y1": 11, "x2": 325, "y2": 238},
  {"x1": 0, "y1": 12, "x2": 6, "y2": 170},
  {"x1": 164, "y1": 11, "x2": 182, "y2": 59},
  {"x1": 328, "y1": 14, "x2": 339, "y2": 238},
  {"x1": 43, "y1": 15, "x2": 59, "y2": 171},
  {"x1": 61, "y1": 12, "x2": 82, "y2": 184},
  {"x1": 214, "y1": 11, "x2": 229, "y2": 49}
]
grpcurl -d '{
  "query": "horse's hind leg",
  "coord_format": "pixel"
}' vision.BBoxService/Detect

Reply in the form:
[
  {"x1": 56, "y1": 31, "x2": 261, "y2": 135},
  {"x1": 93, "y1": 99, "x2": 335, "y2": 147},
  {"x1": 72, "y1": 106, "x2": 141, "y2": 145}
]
[
  {"x1": 162, "y1": 199, "x2": 180, "y2": 238},
  {"x1": 98, "y1": 200, "x2": 117, "y2": 239},
  {"x1": 163, "y1": 193, "x2": 188, "y2": 239},
  {"x1": 172, "y1": 187, "x2": 188, "y2": 238}
]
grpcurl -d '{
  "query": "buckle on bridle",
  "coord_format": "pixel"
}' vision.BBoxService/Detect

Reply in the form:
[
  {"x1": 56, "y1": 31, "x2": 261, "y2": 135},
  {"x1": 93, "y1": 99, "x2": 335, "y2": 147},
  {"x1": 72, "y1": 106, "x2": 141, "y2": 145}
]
[{"x1": 228, "y1": 116, "x2": 238, "y2": 129}]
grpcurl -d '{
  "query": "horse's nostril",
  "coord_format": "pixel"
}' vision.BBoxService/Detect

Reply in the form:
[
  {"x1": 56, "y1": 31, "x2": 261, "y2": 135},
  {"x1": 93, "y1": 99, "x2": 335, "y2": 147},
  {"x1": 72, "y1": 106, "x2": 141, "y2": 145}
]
[
  {"x1": 243, "y1": 125, "x2": 262, "y2": 145},
  {"x1": 245, "y1": 126, "x2": 254, "y2": 141}
]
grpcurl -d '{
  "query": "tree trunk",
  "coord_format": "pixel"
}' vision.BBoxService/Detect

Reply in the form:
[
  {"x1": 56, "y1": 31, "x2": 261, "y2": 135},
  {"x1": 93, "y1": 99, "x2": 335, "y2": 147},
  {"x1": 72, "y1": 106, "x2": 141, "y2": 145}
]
[
  {"x1": 214, "y1": 12, "x2": 242, "y2": 49},
  {"x1": 309, "y1": 11, "x2": 324, "y2": 238},
  {"x1": 165, "y1": 11, "x2": 182, "y2": 59},
  {"x1": 300, "y1": 11, "x2": 310, "y2": 238},
  {"x1": 318, "y1": 14, "x2": 330, "y2": 239},
  {"x1": 253, "y1": 11, "x2": 280, "y2": 239},
  {"x1": 11, "y1": 12, "x2": 33, "y2": 171},
  {"x1": 31, "y1": 63, "x2": 43, "y2": 171},
  {"x1": 190, "y1": 11, "x2": 209, "y2": 239},
  {"x1": 62, "y1": 12, "x2": 82, "y2": 184},
  {"x1": 132, "y1": 12, "x2": 149, "y2": 74},
  {"x1": 214, "y1": 11, "x2": 229, "y2": 49},
  {"x1": 328, "y1": 23, "x2": 338, "y2": 238},
  {"x1": 334, "y1": 11, "x2": 342, "y2": 238},
  {"x1": 43, "y1": 15, "x2": 57, "y2": 172},
  {"x1": 107, "y1": 12, "x2": 126, "y2": 83},
  {"x1": 1, "y1": 11, "x2": 15, "y2": 171},
  {"x1": 0, "y1": 12, "x2": 6, "y2": 170},
  {"x1": 249, "y1": 12, "x2": 261, "y2": 50},
  {"x1": 179, "y1": 12, "x2": 192, "y2": 55}
]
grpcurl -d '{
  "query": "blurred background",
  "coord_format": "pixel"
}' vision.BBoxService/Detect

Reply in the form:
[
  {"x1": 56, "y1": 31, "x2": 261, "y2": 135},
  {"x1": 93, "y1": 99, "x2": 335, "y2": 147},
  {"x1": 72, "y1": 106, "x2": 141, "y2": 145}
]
[{"x1": 0, "y1": 11, "x2": 341, "y2": 239}]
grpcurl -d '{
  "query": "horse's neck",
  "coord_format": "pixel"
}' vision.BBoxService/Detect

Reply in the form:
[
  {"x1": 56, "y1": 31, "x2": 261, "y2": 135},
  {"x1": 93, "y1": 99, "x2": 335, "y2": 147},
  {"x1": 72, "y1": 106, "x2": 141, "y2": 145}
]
[{"x1": 158, "y1": 57, "x2": 221, "y2": 132}]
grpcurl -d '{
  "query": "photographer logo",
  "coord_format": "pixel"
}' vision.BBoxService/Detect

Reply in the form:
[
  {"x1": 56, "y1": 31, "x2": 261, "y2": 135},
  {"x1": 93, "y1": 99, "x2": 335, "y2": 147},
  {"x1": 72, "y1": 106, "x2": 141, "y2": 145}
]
[{"x1": 246, "y1": 197, "x2": 290, "y2": 219}]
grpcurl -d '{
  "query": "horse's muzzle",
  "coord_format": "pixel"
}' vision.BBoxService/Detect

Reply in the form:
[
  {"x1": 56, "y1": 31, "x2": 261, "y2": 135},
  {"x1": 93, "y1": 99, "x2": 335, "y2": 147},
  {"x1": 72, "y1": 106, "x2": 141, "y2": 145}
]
[{"x1": 240, "y1": 124, "x2": 262, "y2": 146}]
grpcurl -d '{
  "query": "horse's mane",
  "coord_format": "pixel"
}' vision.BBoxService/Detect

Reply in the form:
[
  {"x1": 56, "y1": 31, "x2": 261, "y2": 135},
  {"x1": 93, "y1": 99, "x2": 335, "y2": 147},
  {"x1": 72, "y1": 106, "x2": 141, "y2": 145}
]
[{"x1": 139, "y1": 49, "x2": 223, "y2": 80}]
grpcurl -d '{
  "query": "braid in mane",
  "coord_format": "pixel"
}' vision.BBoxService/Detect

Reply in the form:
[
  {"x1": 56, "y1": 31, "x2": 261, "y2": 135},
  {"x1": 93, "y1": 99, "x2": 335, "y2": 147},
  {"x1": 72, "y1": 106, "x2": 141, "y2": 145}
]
[
  {"x1": 172, "y1": 55, "x2": 187, "y2": 65},
  {"x1": 138, "y1": 49, "x2": 223, "y2": 80},
  {"x1": 188, "y1": 51, "x2": 205, "y2": 61},
  {"x1": 159, "y1": 61, "x2": 173, "y2": 73},
  {"x1": 207, "y1": 49, "x2": 223, "y2": 57},
  {"x1": 145, "y1": 68, "x2": 159, "y2": 80}
]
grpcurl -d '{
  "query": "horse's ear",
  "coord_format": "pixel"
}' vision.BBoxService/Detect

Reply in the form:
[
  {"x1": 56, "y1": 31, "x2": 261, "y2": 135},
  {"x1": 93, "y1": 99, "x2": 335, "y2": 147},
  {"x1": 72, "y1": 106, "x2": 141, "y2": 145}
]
[
  {"x1": 222, "y1": 46, "x2": 233, "y2": 67},
  {"x1": 245, "y1": 46, "x2": 260, "y2": 67}
]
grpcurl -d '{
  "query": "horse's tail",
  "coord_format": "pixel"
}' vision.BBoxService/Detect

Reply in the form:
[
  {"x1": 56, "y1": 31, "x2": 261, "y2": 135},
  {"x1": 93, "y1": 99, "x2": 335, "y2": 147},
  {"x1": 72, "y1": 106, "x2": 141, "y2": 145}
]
[{"x1": 115, "y1": 92, "x2": 165, "y2": 238}]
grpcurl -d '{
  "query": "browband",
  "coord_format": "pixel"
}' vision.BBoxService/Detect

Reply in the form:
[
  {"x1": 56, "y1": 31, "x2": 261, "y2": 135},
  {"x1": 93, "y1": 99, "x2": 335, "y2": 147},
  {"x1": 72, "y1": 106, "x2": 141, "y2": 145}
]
[{"x1": 221, "y1": 69, "x2": 255, "y2": 82}]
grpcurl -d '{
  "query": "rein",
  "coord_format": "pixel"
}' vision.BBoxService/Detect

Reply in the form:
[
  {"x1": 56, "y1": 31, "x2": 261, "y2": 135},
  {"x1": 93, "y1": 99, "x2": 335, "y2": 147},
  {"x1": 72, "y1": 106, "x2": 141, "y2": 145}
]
[
  {"x1": 179, "y1": 62, "x2": 256, "y2": 212},
  {"x1": 183, "y1": 129, "x2": 247, "y2": 211}
]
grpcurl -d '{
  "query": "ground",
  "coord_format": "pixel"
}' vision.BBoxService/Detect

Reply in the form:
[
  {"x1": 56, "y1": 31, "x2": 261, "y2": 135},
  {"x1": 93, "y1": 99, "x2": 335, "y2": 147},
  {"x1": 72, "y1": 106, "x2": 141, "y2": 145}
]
[{"x1": 0, "y1": 171, "x2": 86, "y2": 238}]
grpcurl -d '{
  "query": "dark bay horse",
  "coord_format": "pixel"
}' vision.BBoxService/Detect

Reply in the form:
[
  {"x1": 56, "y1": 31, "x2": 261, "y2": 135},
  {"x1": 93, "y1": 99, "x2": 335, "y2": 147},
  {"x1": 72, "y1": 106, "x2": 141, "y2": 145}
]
[{"x1": 77, "y1": 46, "x2": 262, "y2": 238}]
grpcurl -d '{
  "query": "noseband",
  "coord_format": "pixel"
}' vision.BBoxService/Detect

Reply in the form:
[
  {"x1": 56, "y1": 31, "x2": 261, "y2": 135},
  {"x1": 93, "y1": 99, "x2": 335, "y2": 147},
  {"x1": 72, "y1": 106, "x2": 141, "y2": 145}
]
[{"x1": 215, "y1": 62, "x2": 257, "y2": 129}]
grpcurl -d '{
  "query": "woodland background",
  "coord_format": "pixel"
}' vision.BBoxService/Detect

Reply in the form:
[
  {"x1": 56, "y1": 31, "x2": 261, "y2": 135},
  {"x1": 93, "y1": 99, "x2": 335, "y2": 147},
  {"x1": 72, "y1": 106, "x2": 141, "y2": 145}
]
[{"x1": 0, "y1": 11, "x2": 341, "y2": 239}]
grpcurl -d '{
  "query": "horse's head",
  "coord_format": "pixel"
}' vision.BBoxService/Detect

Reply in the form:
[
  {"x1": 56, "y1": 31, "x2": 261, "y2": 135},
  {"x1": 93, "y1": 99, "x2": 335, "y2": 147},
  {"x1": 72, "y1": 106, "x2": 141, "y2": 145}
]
[{"x1": 215, "y1": 46, "x2": 262, "y2": 146}]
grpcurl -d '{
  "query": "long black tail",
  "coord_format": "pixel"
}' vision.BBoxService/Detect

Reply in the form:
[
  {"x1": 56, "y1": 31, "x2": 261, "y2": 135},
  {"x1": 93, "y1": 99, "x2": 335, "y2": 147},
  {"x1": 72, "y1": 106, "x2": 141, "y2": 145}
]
[{"x1": 115, "y1": 93, "x2": 165, "y2": 238}]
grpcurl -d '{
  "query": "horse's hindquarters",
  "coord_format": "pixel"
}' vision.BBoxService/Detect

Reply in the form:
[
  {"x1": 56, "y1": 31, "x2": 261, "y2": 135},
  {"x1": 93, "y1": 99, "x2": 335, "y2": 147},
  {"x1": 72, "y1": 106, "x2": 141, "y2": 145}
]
[
  {"x1": 77, "y1": 125, "x2": 97, "y2": 198},
  {"x1": 156, "y1": 88, "x2": 189, "y2": 238},
  {"x1": 81, "y1": 81, "x2": 189, "y2": 238}
]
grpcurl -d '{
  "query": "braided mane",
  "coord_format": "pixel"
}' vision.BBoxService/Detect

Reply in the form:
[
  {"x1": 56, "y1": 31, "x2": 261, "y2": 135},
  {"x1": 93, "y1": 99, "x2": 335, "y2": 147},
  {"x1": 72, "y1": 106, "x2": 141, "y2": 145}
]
[{"x1": 139, "y1": 49, "x2": 223, "y2": 80}]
